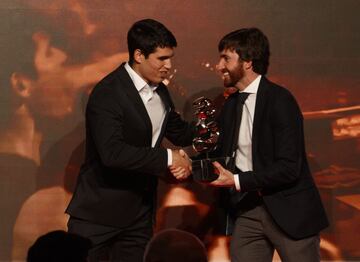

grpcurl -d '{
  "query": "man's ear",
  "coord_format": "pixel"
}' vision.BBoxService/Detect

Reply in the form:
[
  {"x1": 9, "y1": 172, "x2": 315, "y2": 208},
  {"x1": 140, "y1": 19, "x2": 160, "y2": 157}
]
[
  {"x1": 10, "y1": 72, "x2": 33, "y2": 98},
  {"x1": 133, "y1": 49, "x2": 144, "y2": 64},
  {"x1": 243, "y1": 60, "x2": 253, "y2": 71}
]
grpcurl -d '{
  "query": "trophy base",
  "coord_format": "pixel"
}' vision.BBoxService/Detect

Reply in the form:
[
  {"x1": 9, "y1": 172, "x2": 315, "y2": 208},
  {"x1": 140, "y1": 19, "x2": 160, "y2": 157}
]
[{"x1": 191, "y1": 156, "x2": 234, "y2": 182}]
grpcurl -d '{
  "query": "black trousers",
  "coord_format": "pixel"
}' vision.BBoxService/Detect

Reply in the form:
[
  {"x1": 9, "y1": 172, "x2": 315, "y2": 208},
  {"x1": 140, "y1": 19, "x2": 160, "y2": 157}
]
[{"x1": 67, "y1": 212, "x2": 153, "y2": 262}]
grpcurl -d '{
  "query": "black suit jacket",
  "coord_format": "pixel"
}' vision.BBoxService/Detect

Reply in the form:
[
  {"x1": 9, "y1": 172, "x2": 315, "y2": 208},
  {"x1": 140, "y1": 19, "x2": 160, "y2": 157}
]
[
  {"x1": 66, "y1": 64, "x2": 194, "y2": 228},
  {"x1": 216, "y1": 77, "x2": 328, "y2": 239}
]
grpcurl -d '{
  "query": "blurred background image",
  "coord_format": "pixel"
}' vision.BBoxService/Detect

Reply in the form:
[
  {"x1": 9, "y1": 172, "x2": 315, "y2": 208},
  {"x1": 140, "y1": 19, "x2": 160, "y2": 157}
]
[{"x1": 0, "y1": 0, "x2": 359, "y2": 261}]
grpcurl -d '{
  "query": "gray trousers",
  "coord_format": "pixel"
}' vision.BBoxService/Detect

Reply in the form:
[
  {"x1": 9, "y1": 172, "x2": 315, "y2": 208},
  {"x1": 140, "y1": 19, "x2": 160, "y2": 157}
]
[{"x1": 230, "y1": 204, "x2": 320, "y2": 262}]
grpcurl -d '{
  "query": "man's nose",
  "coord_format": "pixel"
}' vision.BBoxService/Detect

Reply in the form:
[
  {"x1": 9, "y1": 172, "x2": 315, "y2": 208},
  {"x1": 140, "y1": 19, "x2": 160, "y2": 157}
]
[
  {"x1": 215, "y1": 61, "x2": 224, "y2": 72},
  {"x1": 163, "y1": 59, "x2": 172, "y2": 69}
]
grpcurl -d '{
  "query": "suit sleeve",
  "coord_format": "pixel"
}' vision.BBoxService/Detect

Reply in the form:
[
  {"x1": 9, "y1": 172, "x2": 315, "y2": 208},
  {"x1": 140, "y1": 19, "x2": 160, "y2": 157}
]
[
  {"x1": 165, "y1": 110, "x2": 196, "y2": 147},
  {"x1": 239, "y1": 90, "x2": 303, "y2": 191},
  {"x1": 87, "y1": 87, "x2": 168, "y2": 175},
  {"x1": 163, "y1": 90, "x2": 196, "y2": 147}
]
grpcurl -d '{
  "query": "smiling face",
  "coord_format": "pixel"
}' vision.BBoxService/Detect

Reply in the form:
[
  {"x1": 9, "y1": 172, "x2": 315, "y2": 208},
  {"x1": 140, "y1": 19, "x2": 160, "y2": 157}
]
[
  {"x1": 134, "y1": 47, "x2": 174, "y2": 85},
  {"x1": 216, "y1": 48, "x2": 245, "y2": 88}
]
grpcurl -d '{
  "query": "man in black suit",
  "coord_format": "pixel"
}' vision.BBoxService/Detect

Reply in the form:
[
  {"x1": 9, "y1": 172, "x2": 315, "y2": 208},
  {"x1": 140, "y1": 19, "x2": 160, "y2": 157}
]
[
  {"x1": 66, "y1": 19, "x2": 194, "y2": 262},
  {"x1": 207, "y1": 28, "x2": 328, "y2": 261}
]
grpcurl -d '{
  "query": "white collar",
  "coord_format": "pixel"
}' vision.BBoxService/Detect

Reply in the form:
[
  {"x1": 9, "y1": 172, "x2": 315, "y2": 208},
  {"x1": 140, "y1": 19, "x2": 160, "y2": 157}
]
[
  {"x1": 240, "y1": 75, "x2": 261, "y2": 94},
  {"x1": 124, "y1": 62, "x2": 158, "y2": 92}
]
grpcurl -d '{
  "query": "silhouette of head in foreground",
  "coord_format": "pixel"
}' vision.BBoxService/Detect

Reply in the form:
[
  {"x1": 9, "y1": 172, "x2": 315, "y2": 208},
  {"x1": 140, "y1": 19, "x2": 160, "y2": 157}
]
[
  {"x1": 144, "y1": 229, "x2": 208, "y2": 262},
  {"x1": 27, "y1": 230, "x2": 91, "y2": 262}
]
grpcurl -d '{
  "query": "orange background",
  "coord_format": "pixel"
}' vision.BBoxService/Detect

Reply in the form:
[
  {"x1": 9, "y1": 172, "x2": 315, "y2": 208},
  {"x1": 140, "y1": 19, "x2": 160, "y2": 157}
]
[{"x1": 0, "y1": 0, "x2": 359, "y2": 261}]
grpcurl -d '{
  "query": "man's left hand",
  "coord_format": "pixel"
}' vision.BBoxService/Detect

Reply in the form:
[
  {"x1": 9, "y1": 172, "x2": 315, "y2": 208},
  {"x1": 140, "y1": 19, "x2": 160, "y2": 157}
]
[{"x1": 208, "y1": 161, "x2": 235, "y2": 187}]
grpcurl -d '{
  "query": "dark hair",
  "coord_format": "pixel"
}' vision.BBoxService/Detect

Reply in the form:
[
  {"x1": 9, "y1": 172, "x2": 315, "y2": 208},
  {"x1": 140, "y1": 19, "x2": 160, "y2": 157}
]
[
  {"x1": 127, "y1": 19, "x2": 177, "y2": 64},
  {"x1": 27, "y1": 230, "x2": 92, "y2": 262},
  {"x1": 218, "y1": 28, "x2": 270, "y2": 75},
  {"x1": 144, "y1": 229, "x2": 207, "y2": 262}
]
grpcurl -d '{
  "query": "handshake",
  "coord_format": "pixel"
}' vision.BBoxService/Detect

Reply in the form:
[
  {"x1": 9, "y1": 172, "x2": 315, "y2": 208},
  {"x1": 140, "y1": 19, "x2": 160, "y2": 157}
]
[{"x1": 169, "y1": 149, "x2": 192, "y2": 181}]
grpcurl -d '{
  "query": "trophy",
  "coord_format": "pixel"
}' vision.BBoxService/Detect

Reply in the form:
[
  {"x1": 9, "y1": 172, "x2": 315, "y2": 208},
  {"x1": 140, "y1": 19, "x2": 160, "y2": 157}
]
[{"x1": 191, "y1": 97, "x2": 233, "y2": 182}]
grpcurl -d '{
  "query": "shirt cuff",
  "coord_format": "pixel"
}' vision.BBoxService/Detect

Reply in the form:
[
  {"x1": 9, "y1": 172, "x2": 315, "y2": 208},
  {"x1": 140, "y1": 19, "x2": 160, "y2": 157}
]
[
  {"x1": 167, "y1": 149, "x2": 172, "y2": 167},
  {"x1": 233, "y1": 174, "x2": 241, "y2": 191}
]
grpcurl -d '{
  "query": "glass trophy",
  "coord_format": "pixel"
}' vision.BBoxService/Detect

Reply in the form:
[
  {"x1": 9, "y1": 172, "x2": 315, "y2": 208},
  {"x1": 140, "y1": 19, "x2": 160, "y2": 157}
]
[{"x1": 191, "y1": 97, "x2": 233, "y2": 182}]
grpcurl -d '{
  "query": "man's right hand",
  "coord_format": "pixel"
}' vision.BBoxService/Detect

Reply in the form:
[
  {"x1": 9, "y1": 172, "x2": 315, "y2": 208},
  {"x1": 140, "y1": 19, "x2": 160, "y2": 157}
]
[{"x1": 169, "y1": 149, "x2": 191, "y2": 181}]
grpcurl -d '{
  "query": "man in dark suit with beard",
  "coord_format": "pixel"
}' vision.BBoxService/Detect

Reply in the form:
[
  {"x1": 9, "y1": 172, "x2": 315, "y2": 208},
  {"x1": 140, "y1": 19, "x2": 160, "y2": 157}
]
[
  {"x1": 206, "y1": 28, "x2": 328, "y2": 262},
  {"x1": 66, "y1": 19, "x2": 194, "y2": 262}
]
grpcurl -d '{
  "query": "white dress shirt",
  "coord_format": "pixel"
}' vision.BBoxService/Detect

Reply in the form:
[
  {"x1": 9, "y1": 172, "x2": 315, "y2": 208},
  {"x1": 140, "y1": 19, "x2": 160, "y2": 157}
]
[
  {"x1": 124, "y1": 63, "x2": 172, "y2": 166},
  {"x1": 233, "y1": 75, "x2": 261, "y2": 191}
]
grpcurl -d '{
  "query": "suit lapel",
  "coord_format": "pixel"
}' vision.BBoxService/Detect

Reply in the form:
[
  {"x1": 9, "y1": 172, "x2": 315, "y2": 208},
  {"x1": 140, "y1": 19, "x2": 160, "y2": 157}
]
[
  {"x1": 218, "y1": 93, "x2": 238, "y2": 157},
  {"x1": 153, "y1": 84, "x2": 171, "y2": 148},
  {"x1": 155, "y1": 84, "x2": 171, "y2": 111},
  {"x1": 252, "y1": 77, "x2": 269, "y2": 166},
  {"x1": 115, "y1": 64, "x2": 153, "y2": 139}
]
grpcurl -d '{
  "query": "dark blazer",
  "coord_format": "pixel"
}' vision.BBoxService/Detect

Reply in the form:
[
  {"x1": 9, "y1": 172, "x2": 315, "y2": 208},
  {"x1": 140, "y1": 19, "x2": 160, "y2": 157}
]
[
  {"x1": 66, "y1": 63, "x2": 194, "y2": 228},
  {"x1": 216, "y1": 77, "x2": 328, "y2": 240}
]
